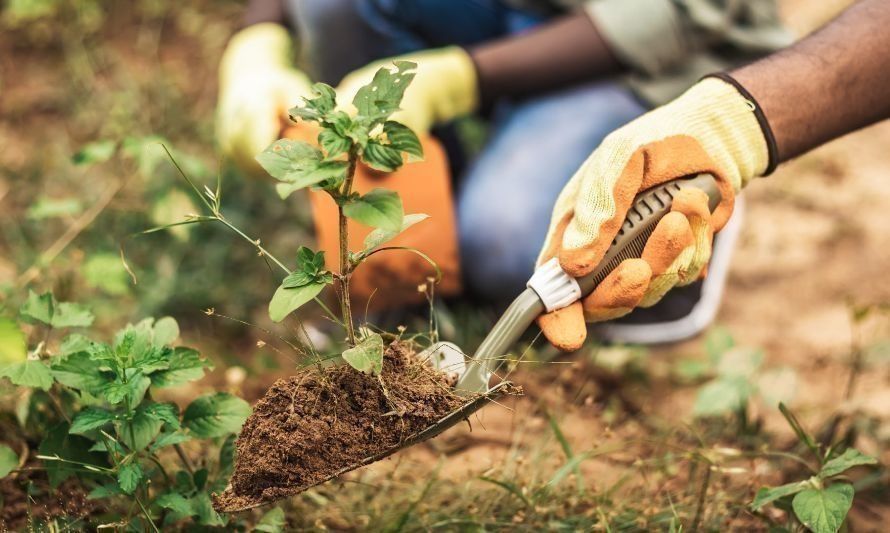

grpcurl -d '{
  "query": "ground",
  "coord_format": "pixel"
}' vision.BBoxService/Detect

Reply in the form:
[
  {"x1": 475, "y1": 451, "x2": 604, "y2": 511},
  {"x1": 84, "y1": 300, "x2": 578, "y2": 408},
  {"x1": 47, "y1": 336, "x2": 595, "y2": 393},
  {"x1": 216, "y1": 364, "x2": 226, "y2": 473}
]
[{"x1": 1, "y1": 0, "x2": 888, "y2": 531}]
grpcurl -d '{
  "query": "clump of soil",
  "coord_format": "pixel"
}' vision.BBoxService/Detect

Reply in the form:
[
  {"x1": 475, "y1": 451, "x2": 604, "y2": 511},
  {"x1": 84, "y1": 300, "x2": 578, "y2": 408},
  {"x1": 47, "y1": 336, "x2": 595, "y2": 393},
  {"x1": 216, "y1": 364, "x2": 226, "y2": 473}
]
[{"x1": 213, "y1": 341, "x2": 472, "y2": 512}]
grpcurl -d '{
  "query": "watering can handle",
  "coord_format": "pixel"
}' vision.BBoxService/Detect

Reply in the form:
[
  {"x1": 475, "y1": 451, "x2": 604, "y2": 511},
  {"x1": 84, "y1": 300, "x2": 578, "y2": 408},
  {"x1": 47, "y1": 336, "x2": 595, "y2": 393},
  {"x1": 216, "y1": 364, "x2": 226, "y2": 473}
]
[{"x1": 455, "y1": 173, "x2": 722, "y2": 395}]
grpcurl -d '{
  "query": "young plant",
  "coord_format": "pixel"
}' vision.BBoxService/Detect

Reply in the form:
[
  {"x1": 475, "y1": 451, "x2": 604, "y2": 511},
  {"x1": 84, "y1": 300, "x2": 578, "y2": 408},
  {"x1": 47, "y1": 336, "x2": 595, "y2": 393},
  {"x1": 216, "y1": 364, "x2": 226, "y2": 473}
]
[
  {"x1": 0, "y1": 291, "x2": 258, "y2": 530},
  {"x1": 257, "y1": 62, "x2": 425, "y2": 353},
  {"x1": 751, "y1": 403, "x2": 877, "y2": 533},
  {"x1": 685, "y1": 327, "x2": 798, "y2": 427},
  {"x1": 142, "y1": 62, "x2": 430, "y2": 376}
]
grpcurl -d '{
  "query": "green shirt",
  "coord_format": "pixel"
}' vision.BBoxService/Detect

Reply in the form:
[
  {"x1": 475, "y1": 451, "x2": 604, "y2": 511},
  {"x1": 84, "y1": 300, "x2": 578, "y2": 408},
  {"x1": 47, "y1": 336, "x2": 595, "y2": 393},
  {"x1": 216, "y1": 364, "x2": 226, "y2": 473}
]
[{"x1": 508, "y1": 0, "x2": 793, "y2": 105}]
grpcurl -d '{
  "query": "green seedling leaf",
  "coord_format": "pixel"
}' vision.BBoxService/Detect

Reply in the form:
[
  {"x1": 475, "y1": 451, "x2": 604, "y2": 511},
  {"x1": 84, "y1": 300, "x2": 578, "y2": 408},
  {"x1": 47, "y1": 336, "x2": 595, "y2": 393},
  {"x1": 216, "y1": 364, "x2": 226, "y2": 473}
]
[
  {"x1": 715, "y1": 346, "x2": 763, "y2": 378},
  {"x1": 50, "y1": 351, "x2": 108, "y2": 392},
  {"x1": 342, "y1": 332, "x2": 384, "y2": 375},
  {"x1": 343, "y1": 188, "x2": 403, "y2": 231},
  {"x1": 183, "y1": 393, "x2": 251, "y2": 438},
  {"x1": 192, "y1": 492, "x2": 226, "y2": 526},
  {"x1": 149, "y1": 431, "x2": 192, "y2": 453},
  {"x1": 117, "y1": 462, "x2": 143, "y2": 494},
  {"x1": 0, "y1": 360, "x2": 54, "y2": 391},
  {"x1": 705, "y1": 326, "x2": 734, "y2": 362},
  {"x1": 143, "y1": 402, "x2": 181, "y2": 428},
  {"x1": 384, "y1": 121, "x2": 423, "y2": 160},
  {"x1": 116, "y1": 404, "x2": 164, "y2": 451},
  {"x1": 318, "y1": 128, "x2": 351, "y2": 158},
  {"x1": 153, "y1": 317, "x2": 180, "y2": 346},
  {"x1": 752, "y1": 481, "x2": 808, "y2": 511},
  {"x1": 352, "y1": 61, "x2": 416, "y2": 125},
  {"x1": 268, "y1": 280, "x2": 326, "y2": 322},
  {"x1": 256, "y1": 139, "x2": 348, "y2": 198},
  {"x1": 779, "y1": 402, "x2": 819, "y2": 454},
  {"x1": 150, "y1": 347, "x2": 213, "y2": 388},
  {"x1": 19, "y1": 290, "x2": 94, "y2": 328},
  {"x1": 0, "y1": 318, "x2": 27, "y2": 364},
  {"x1": 255, "y1": 507, "x2": 286, "y2": 533},
  {"x1": 792, "y1": 483, "x2": 853, "y2": 533},
  {"x1": 156, "y1": 492, "x2": 194, "y2": 520},
  {"x1": 0, "y1": 444, "x2": 19, "y2": 478},
  {"x1": 59, "y1": 334, "x2": 92, "y2": 356},
  {"x1": 72, "y1": 139, "x2": 117, "y2": 165},
  {"x1": 693, "y1": 376, "x2": 751, "y2": 417},
  {"x1": 363, "y1": 213, "x2": 429, "y2": 252},
  {"x1": 363, "y1": 139, "x2": 403, "y2": 172},
  {"x1": 70, "y1": 408, "x2": 117, "y2": 435},
  {"x1": 282, "y1": 246, "x2": 331, "y2": 288},
  {"x1": 101, "y1": 373, "x2": 151, "y2": 409},
  {"x1": 819, "y1": 448, "x2": 877, "y2": 479},
  {"x1": 289, "y1": 82, "x2": 337, "y2": 122}
]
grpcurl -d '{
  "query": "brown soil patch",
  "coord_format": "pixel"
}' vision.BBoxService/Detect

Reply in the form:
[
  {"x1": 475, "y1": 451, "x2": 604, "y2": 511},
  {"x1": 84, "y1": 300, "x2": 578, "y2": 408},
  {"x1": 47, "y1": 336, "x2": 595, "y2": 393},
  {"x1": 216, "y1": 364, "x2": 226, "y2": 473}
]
[
  {"x1": 213, "y1": 341, "x2": 472, "y2": 512},
  {"x1": 0, "y1": 462, "x2": 96, "y2": 530}
]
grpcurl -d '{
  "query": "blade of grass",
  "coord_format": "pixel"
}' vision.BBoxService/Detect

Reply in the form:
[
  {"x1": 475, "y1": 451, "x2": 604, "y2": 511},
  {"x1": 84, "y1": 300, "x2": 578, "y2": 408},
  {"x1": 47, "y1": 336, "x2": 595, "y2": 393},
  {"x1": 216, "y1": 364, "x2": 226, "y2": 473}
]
[{"x1": 547, "y1": 411, "x2": 585, "y2": 496}]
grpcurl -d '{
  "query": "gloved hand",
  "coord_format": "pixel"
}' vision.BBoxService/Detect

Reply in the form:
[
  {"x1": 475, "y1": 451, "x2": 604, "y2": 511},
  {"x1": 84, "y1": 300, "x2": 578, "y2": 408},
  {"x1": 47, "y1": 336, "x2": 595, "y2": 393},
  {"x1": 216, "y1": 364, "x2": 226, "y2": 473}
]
[
  {"x1": 536, "y1": 77, "x2": 772, "y2": 351},
  {"x1": 217, "y1": 23, "x2": 313, "y2": 176},
  {"x1": 335, "y1": 46, "x2": 478, "y2": 135}
]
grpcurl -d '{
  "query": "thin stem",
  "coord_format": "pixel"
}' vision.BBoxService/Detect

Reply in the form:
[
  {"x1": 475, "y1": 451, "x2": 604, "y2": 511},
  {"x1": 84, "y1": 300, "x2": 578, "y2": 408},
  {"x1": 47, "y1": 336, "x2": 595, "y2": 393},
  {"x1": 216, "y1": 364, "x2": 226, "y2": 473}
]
[
  {"x1": 214, "y1": 215, "x2": 336, "y2": 320},
  {"x1": 135, "y1": 493, "x2": 161, "y2": 533},
  {"x1": 174, "y1": 444, "x2": 195, "y2": 476},
  {"x1": 337, "y1": 146, "x2": 360, "y2": 346}
]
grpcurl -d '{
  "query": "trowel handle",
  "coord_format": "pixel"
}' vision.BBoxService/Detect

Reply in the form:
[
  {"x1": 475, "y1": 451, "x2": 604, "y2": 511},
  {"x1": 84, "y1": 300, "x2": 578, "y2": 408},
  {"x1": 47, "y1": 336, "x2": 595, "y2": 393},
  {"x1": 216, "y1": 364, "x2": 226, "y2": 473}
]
[
  {"x1": 456, "y1": 174, "x2": 721, "y2": 395},
  {"x1": 573, "y1": 173, "x2": 721, "y2": 297}
]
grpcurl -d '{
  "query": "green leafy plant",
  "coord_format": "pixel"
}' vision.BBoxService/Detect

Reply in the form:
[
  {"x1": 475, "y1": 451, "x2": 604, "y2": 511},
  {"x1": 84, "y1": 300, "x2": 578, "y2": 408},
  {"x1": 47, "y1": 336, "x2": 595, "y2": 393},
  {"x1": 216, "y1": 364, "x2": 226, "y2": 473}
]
[
  {"x1": 140, "y1": 62, "x2": 431, "y2": 376},
  {"x1": 686, "y1": 327, "x2": 798, "y2": 423},
  {"x1": 0, "y1": 291, "x2": 258, "y2": 530},
  {"x1": 751, "y1": 403, "x2": 877, "y2": 533}
]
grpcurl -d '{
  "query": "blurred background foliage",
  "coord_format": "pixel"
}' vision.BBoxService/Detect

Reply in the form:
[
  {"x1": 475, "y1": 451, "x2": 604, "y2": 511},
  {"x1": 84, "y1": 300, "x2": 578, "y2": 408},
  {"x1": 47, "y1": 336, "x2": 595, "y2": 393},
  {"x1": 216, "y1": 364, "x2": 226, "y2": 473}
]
[{"x1": 0, "y1": 0, "x2": 319, "y2": 368}]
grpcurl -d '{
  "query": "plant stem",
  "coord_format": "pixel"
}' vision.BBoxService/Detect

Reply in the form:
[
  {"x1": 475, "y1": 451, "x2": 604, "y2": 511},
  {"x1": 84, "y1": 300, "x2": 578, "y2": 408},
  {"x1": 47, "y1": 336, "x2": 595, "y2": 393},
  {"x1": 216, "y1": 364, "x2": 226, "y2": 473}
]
[
  {"x1": 337, "y1": 146, "x2": 360, "y2": 347},
  {"x1": 174, "y1": 443, "x2": 195, "y2": 476}
]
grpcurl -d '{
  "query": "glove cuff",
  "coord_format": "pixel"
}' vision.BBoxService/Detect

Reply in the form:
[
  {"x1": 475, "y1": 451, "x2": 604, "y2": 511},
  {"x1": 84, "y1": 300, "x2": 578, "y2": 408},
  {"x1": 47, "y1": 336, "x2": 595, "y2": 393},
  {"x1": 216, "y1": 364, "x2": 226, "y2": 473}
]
[
  {"x1": 221, "y1": 23, "x2": 302, "y2": 83},
  {"x1": 703, "y1": 73, "x2": 779, "y2": 175}
]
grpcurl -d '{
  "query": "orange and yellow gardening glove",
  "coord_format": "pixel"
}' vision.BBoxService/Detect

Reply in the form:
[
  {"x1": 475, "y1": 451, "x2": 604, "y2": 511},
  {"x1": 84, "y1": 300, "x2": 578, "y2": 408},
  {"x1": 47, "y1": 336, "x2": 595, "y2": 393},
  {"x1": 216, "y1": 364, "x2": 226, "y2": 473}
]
[
  {"x1": 217, "y1": 23, "x2": 314, "y2": 177},
  {"x1": 536, "y1": 76, "x2": 773, "y2": 351},
  {"x1": 334, "y1": 46, "x2": 478, "y2": 135}
]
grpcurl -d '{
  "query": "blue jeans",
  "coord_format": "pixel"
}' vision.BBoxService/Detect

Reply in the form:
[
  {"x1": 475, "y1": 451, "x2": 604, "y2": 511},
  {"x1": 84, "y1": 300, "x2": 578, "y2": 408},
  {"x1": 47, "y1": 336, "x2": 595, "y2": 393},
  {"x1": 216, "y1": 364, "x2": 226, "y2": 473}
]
[{"x1": 288, "y1": 0, "x2": 647, "y2": 302}]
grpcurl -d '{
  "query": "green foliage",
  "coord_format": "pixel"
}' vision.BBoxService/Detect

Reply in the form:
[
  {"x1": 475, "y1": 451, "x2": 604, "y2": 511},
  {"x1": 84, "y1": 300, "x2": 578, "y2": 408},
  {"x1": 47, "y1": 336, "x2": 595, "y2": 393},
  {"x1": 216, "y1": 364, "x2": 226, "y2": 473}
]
[
  {"x1": 343, "y1": 188, "x2": 404, "y2": 231},
  {"x1": 0, "y1": 444, "x2": 19, "y2": 478},
  {"x1": 19, "y1": 290, "x2": 95, "y2": 328},
  {"x1": 182, "y1": 392, "x2": 252, "y2": 438},
  {"x1": 0, "y1": 295, "x2": 255, "y2": 529},
  {"x1": 255, "y1": 507, "x2": 287, "y2": 532},
  {"x1": 268, "y1": 281, "x2": 327, "y2": 323},
  {"x1": 0, "y1": 359, "x2": 54, "y2": 390},
  {"x1": 342, "y1": 332, "x2": 385, "y2": 375},
  {"x1": 691, "y1": 328, "x2": 797, "y2": 418},
  {"x1": 282, "y1": 246, "x2": 332, "y2": 289},
  {"x1": 792, "y1": 484, "x2": 853, "y2": 533},
  {"x1": 751, "y1": 403, "x2": 877, "y2": 532}
]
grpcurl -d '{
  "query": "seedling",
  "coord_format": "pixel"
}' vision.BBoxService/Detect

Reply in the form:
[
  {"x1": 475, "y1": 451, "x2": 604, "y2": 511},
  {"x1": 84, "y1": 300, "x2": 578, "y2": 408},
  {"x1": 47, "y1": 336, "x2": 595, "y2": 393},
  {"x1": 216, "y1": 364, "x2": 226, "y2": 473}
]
[{"x1": 750, "y1": 403, "x2": 877, "y2": 533}]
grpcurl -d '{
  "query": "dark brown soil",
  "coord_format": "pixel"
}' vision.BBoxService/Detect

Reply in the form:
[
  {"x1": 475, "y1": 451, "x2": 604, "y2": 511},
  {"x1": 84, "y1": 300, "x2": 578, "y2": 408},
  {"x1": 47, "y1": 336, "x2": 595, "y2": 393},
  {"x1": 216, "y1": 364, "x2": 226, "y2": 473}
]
[
  {"x1": 0, "y1": 463, "x2": 96, "y2": 531},
  {"x1": 213, "y1": 341, "x2": 472, "y2": 512}
]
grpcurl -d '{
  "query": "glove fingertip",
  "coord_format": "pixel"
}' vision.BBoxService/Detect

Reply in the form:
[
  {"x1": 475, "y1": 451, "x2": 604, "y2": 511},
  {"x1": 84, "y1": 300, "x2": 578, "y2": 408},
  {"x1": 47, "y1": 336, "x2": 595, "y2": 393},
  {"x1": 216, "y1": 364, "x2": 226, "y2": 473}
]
[{"x1": 537, "y1": 302, "x2": 587, "y2": 352}]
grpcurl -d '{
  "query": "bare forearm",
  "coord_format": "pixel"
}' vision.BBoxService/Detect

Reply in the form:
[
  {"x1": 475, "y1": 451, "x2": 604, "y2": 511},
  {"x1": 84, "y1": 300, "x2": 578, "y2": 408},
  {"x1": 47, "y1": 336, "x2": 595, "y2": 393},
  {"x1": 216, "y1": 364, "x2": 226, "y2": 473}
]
[
  {"x1": 732, "y1": 0, "x2": 890, "y2": 163},
  {"x1": 469, "y1": 11, "x2": 621, "y2": 106}
]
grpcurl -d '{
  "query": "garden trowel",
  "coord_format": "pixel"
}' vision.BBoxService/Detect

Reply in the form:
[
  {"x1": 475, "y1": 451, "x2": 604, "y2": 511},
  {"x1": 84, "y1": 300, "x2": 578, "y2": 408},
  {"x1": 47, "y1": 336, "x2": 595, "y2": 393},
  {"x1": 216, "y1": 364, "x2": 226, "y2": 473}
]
[{"x1": 222, "y1": 174, "x2": 721, "y2": 511}]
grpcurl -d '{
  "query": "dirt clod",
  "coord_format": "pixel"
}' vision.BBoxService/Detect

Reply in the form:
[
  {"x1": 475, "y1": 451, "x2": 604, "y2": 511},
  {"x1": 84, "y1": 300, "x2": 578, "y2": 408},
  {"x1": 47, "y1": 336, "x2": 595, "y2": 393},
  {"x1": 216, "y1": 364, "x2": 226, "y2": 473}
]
[{"x1": 213, "y1": 341, "x2": 471, "y2": 512}]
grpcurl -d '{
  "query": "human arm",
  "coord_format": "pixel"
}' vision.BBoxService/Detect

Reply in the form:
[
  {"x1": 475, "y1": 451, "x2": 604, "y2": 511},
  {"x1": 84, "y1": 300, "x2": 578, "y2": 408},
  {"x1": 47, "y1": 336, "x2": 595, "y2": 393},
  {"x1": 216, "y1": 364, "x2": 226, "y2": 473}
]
[{"x1": 536, "y1": 0, "x2": 890, "y2": 351}]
